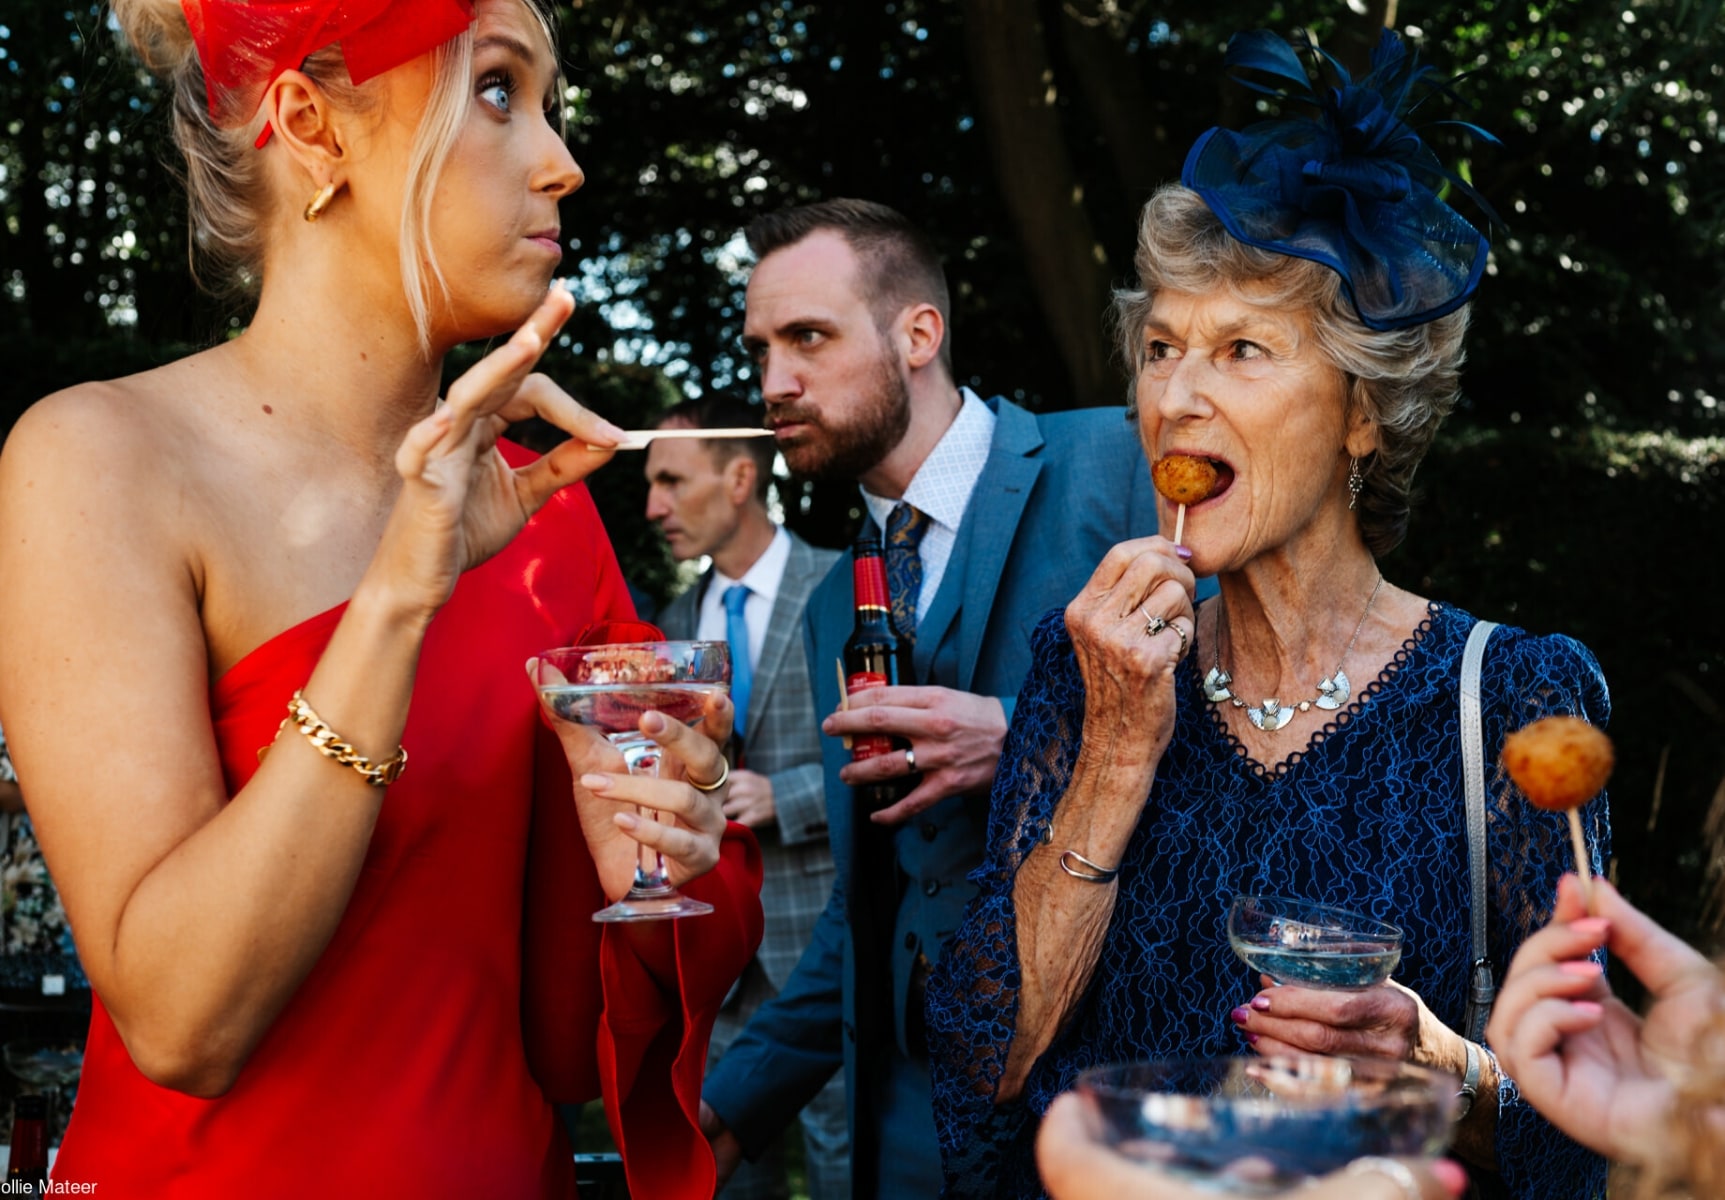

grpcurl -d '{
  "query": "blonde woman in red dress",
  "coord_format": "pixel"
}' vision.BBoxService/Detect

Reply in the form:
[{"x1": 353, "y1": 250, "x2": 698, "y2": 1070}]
[{"x1": 0, "y1": 1, "x2": 762, "y2": 1195}]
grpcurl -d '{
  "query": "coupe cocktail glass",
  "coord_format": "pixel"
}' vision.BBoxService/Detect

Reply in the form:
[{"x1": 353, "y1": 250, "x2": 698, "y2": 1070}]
[
  {"x1": 1076, "y1": 1055, "x2": 1454, "y2": 1193},
  {"x1": 1228, "y1": 895, "x2": 1403, "y2": 990},
  {"x1": 533, "y1": 640, "x2": 730, "y2": 923}
]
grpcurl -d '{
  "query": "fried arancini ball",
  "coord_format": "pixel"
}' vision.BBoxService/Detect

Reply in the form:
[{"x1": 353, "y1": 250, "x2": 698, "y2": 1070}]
[
  {"x1": 1501, "y1": 716, "x2": 1614, "y2": 811},
  {"x1": 1152, "y1": 455, "x2": 1222, "y2": 506}
]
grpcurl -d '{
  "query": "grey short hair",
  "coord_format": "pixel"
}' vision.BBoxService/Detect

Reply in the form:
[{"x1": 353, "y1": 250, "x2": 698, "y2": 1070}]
[{"x1": 1114, "y1": 184, "x2": 1469, "y2": 556}]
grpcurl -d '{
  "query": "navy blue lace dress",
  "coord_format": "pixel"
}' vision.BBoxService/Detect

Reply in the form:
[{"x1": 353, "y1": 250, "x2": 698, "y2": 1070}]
[{"x1": 926, "y1": 603, "x2": 1610, "y2": 1199}]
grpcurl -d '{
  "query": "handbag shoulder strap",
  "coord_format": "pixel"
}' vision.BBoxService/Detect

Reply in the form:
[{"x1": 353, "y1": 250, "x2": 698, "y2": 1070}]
[{"x1": 1460, "y1": 618, "x2": 1499, "y2": 1041}]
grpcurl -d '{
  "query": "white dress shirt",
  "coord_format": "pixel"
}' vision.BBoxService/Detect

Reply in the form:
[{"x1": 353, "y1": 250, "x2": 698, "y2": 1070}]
[
  {"x1": 695, "y1": 524, "x2": 792, "y2": 675},
  {"x1": 860, "y1": 388, "x2": 996, "y2": 626}
]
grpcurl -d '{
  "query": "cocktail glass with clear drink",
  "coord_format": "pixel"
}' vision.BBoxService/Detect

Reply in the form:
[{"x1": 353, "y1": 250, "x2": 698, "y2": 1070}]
[{"x1": 1228, "y1": 895, "x2": 1403, "y2": 990}]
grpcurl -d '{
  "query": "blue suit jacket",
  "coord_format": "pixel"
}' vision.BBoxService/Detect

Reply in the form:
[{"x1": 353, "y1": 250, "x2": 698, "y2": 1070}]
[{"x1": 702, "y1": 396, "x2": 1159, "y2": 1185}]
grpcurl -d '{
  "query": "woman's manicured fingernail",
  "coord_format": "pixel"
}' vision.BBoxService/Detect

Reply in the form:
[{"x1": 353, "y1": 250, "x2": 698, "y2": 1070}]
[
  {"x1": 580, "y1": 774, "x2": 611, "y2": 791},
  {"x1": 1432, "y1": 1158, "x2": 1469, "y2": 1196},
  {"x1": 1250, "y1": 995, "x2": 1272, "y2": 1011},
  {"x1": 1175, "y1": 545, "x2": 1193, "y2": 561},
  {"x1": 1571, "y1": 1000, "x2": 1604, "y2": 1016},
  {"x1": 1244, "y1": 1031, "x2": 1258, "y2": 1045},
  {"x1": 1559, "y1": 960, "x2": 1603, "y2": 977},
  {"x1": 615, "y1": 812, "x2": 638, "y2": 831},
  {"x1": 1230, "y1": 1006, "x2": 1251, "y2": 1026},
  {"x1": 1571, "y1": 917, "x2": 1610, "y2": 936},
  {"x1": 641, "y1": 711, "x2": 667, "y2": 734}
]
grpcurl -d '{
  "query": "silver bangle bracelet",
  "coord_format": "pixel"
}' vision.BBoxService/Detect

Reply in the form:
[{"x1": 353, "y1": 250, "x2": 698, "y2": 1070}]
[{"x1": 1057, "y1": 849, "x2": 1119, "y2": 884}]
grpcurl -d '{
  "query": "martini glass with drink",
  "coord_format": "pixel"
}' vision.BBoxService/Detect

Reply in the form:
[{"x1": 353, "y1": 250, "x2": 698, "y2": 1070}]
[{"x1": 532, "y1": 640, "x2": 730, "y2": 922}]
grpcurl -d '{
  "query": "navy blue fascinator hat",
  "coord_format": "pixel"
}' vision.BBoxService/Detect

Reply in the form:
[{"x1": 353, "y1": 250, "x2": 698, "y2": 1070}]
[{"x1": 1182, "y1": 29, "x2": 1500, "y2": 331}]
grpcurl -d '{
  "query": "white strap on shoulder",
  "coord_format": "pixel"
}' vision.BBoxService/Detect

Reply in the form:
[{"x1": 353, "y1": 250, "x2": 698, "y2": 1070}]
[{"x1": 1460, "y1": 619, "x2": 1498, "y2": 1041}]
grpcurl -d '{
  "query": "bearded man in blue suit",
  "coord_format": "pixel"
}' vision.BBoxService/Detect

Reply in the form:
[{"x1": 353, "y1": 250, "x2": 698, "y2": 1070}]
[{"x1": 699, "y1": 199, "x2": 1162, "y2": 1196}]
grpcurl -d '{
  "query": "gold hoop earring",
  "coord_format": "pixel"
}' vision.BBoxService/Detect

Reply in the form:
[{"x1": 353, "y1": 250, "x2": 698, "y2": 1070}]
[{"x1": 303, "y1": 183, "x2": 337, "y2": 224}]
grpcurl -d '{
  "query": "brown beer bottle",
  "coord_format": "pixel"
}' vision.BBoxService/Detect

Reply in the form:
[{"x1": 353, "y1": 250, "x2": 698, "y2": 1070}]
[
  {"x1": 842, "y1": 529, "x2": 915, "y2": 812},
  {"x1": 7, "y1": 1094, "x2": 49, "y2": 1187}
]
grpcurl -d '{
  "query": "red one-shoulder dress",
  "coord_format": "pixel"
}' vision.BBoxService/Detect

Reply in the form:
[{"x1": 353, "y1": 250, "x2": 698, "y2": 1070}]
[{"x1": 50, "y1": 454, "x2": 764, "y2": 1198}]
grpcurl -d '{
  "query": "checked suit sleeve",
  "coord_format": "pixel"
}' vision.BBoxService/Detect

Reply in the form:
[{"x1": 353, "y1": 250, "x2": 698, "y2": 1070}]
[{"x1": 769, "y1": 761, "x2": 829, "y2": 845}]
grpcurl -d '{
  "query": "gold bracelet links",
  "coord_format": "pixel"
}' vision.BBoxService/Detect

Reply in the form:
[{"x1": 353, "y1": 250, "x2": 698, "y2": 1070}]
[{"x1": 280, "y1": 689, "x2": 408, "y2": 787}]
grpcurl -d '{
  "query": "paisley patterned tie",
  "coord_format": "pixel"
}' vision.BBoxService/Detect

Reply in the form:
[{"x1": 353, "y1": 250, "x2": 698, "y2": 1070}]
[{"x1": 885, "y1": 502, "x2": 931, "y2": 643}]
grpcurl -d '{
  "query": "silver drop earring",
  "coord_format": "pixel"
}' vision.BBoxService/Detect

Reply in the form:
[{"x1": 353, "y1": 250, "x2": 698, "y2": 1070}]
[{"x1": 1347, "y1": 457, "x2": 1364, "y2": 510}]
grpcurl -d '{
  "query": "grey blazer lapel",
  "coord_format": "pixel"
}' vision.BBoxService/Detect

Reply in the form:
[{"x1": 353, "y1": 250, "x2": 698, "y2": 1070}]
[
  {"x1": 914, "y1": 399, "x2": 1045, "y2": 693},
  {"x1": 749, "y1": 534, "x2": 819, "y2": 734},
  {"x1": 658, "y1": 572, "x2": 706, "y2": 641}
]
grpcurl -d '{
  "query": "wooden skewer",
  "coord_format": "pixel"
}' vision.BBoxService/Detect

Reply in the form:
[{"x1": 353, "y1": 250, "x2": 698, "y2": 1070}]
[
  {"x1": 1173, "y1": 503, "x2": 1187, "y2": 547},
  {"x1": 586, "y1": 427, "x2": 775, "y2": 451},
  {"x1": 834, "y1": 659, "x2": 853, "y2": 750},
  {"x1": 1567, "y1": 809, "x2": 1594, "y2": 912}
]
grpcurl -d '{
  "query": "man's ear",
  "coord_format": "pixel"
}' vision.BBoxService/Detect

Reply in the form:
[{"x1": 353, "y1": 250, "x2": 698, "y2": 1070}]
[
  {"x1": 724, "y1": 454, "x2": 756, "y2": 507},
  {"x1": 900, "y1": 302, "x2": 946, "y2": 372},
  {"x1": 260, "y1": 68, "x2": 351, "y2": 198}
]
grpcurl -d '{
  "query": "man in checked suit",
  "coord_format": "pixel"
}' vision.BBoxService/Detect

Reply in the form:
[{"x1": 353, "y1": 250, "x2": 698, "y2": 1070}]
[
  {"x1": 647, "y1": 396, "x2": 848, "y2": 1200},
  {"x1": 700, "y1": 199, "x2": 1162, "y2": 1195}
]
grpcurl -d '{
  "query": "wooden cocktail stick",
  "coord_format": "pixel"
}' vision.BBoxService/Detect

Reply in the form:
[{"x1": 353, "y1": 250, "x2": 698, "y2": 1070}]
[
  {"x1": 586, "y1": 427, "x2": 775, "y2": 451},
  {"x1": 1567, "y1": 810, "x2": 1594, "y2": 911},
  {"x1": 834, "y1": 659, "x2": 853, "y2": 750},
  {"x1": 1173, "y1": 503, "x2": 1187, "y2": 548}
]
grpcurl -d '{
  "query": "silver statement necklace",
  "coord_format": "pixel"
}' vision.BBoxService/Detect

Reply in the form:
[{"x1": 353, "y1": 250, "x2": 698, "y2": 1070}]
[{"x1": 1202, "y1": 576, "x2": 1385, "y2": 732}]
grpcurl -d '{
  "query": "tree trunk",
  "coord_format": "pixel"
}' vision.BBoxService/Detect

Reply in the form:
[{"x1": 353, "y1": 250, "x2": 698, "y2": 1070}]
[
  {"x1": 960, "y1": 0, "x2": 1116, "y2": 406},
  {"x1": 1056, "y1": 2, "x2": 1171, "y2": 211}
]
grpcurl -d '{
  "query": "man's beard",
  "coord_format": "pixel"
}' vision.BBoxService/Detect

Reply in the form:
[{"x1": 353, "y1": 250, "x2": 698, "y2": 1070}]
[{"x1": 775, "y1": 348, "x2": 913, "y2": 481}]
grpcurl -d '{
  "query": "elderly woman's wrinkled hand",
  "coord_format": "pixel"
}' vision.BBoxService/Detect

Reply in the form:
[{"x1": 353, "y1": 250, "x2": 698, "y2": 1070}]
[
  {"x1": 1063, "y1": 536, "x2": 1196, "y2": 768},
  {"x1": 1486, "y1": 874, "x2": 1723, "y2": 1165},
  {"x1": 1231, "y1": 978, "x2": 1462, "y2": 1080}
]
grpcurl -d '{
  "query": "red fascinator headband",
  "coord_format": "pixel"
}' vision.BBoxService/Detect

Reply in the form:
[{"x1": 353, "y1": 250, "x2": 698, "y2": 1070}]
[{"x1": 180, "y1": 0, "x2": 477, "y2": 143}]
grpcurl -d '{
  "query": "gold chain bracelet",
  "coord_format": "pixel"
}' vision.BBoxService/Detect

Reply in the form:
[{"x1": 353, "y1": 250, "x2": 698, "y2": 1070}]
[{"x1": 276, "y1": 689, "x2": 408, "y2": 787}]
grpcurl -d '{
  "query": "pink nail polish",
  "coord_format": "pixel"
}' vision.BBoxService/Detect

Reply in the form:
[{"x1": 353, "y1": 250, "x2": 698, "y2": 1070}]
[
  {"x1": 1229, "y1": 1006, "x2": 1250, "y2": 1026},
  {"x1": 1244, "y1": 1032, "x2": 1258, "y2": 1045},
  {"x1": 1570, "y1": 917, "x2": 1610, "y2": 936},
  {"x1": 1175, "y1": 545, "x2": 1193, "y2": 561},
  {"x1": 1432, "y1": 1159, "x2": 1469, "y2": 1196},
  {"x1": 1559, "y1": 960, "x2": 1603, "y2": 977},
  {"x1": 1250, "y1": 995, "x2": 1272, "y2": 1011},
  {"x1": 1571, "y1": 1000, "x2": 1604, "y2": 1016}
]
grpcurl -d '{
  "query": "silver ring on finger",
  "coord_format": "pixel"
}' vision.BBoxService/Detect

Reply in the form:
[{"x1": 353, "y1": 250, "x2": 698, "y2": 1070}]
[
  {"x1": 1343, "y1": 1157, "x2": 1422, "y2": 1200},
  {"x1": 1140, "y1": 607, "x2": 1168, "y2": 639},
  {"x1": 689, "y1": 757, "x2": 730, "y2": 793},
  {"x1": 904, "y1": 747, "x2": 917, "y2": 772}
]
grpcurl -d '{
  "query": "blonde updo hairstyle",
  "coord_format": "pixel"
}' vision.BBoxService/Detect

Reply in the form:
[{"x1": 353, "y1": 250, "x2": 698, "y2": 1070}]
[
  {"x1": 1115, "y1": 184, "x2": 1470, "y2": 558},
  {"x1": 111, "y1": 0, "x2": 556, "y2": 351}
]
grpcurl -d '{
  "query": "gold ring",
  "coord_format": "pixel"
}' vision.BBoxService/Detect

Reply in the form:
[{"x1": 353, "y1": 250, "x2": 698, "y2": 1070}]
[
  {"x1": 689, "y1": 758, "x2": 730, "y2": 793},
  {"x1": 1166, "y1": 620, "x2": 1190, "y2": 659}
]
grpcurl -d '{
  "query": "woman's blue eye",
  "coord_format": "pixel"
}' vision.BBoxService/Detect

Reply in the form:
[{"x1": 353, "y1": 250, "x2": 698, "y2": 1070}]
[{"x1": 479, "y1": 71, "x2": 516, "y2": 113}]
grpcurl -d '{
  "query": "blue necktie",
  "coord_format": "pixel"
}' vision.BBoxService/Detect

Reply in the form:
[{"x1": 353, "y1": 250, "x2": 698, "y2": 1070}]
[
  {"x1": 722, "y1": 584, "x2": 752, "y2": 742},
  {"x1": 885, "y1": 503, "x2": 932, "y2": 643}
]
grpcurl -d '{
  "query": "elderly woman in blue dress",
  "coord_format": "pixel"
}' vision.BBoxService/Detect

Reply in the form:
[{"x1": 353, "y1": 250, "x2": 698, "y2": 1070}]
[{"x1": 926, "y1": 31, "x2": 1609, "y2": 1200}]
